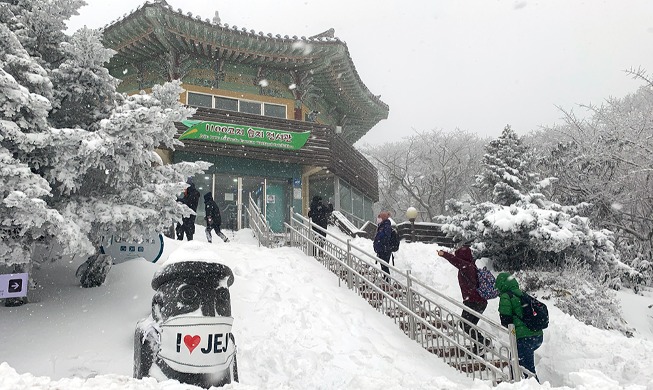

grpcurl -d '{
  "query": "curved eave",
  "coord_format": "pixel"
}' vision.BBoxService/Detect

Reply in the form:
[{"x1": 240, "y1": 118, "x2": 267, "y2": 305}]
[{"x1": 102, "y1": 2, "x2": 388, "y2": 143}]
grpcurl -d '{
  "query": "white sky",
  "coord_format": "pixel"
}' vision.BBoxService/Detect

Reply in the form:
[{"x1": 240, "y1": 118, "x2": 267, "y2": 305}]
[
  {"x1": 66, "y1": 0, "x2": 653, "y2": 145},
  {"x1": 1, "y1": 227, "x2": 653, "y2": 389}
]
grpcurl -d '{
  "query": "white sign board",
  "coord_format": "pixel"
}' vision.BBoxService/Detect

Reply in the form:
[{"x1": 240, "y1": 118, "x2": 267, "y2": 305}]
[
  {"x1": 0, "y1": 273, "x2": 28, "y2": 298},
  {"x1": 293, "y1": 188, "x2": 302, "y2": 200},
  {"x1": 100, "y1": 231, "x2": 164, "y2": 264},
  {"x1": 158, "y1": 315, "x2": 236, "y2": 374}
]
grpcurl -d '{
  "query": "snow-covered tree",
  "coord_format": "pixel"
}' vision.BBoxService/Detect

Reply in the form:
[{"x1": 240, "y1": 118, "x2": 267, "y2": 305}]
[
  {"x1": 0, "y1": 8, "x2": 87, "y2": 273},
  {"x1": 441, "y1": 127, "x2": 623, "y2": 280},
  {"x1": 1, "y1": 0, "x2": 86, "y2": 68},
  {"x1": 362, "y1": 129, "x2": 486, "y2": 221},
  {"x1": 534, "y1": 76, "x2": 653, "y2": 286},
  {"x1": 475, "y1": 125, "x2": 538, "y2": 206},
  {"x1": 49, "y1": 27, "x2": 119, "y2": 130},
  {"x1": 55, "y1": 81, "x2": 210, "y2": 252},
  {"x1": 2, "y1": 2, "x2": 209, "y2": 293}
]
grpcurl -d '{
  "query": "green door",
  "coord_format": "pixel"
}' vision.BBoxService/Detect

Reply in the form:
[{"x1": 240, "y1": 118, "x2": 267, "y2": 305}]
[{"x1": 265, "y1": 181, "x2": 287, "y2": 233}]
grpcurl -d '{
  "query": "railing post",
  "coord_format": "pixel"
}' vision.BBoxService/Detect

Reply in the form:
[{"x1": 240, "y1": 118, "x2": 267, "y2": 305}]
[
  {"x1": 406, "y1": 270, "x2": 416, "y2": 340},
  {"x1": 508, "y1": 324, "x2": 521, "y2": 382},
  {"x1": 346, "y1": 239, "x2": 353, "y2": 289}
]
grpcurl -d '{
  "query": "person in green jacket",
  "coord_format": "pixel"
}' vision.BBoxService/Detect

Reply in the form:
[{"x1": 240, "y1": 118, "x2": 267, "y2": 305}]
[{"x1": 495, "y1": 272, "x2": 544, "y2": 382}]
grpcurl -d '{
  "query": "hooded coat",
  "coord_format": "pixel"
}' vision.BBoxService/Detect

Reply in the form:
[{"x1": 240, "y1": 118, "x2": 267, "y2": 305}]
[
  {"x1": 308, "y1": 196, "x2": 332, "y2": 229},
  {"x1": 440, "y1": 247, "x2": 486, "y2": 303},
  {"x1": 204, "y1": 192, "x2": 221, "y2": 227},
  {"x1": 494, "y1": 272, "x2": 544, "y2": 339}
]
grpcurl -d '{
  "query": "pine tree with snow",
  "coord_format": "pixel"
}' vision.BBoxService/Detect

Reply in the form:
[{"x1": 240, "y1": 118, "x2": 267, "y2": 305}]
[
  {"x1": 0, "y1": 8, "x2": 88, "y2": 279},
  {"x1": 49, "y1": 27, "x2": 120, "y2": 130},
  {"x1": 441, "y1": 127, "x2": 624, "y2": 280},
  {"x1": 2, "y1": 2, "x2": 209, "y2": 291},
  {"x1": 2, "y1": 0, "x2": 86, "y2": 68},
  {"x1": 475, "y1": 125, "x2": 537, "y2": 206}
]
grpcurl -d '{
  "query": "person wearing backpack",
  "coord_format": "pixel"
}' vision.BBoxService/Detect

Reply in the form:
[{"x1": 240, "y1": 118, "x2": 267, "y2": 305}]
[
  {"x1": 437, "y1": 245, "x2": 490, "y2": 354},
  {"x1": 373, "y1": 211, "x2": 393, "y2": 283},
  {"x1": 494, "y1": 272, "x2": 544, "y2": 382}
]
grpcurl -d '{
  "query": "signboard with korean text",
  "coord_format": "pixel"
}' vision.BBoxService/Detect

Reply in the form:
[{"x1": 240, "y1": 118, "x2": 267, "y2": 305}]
[
  {"x1": 180, "y1": 120, "x2": 310, "y2": 150},
  {"x1": 100, "y1": 231, "x2": 164, "y2": 264}
]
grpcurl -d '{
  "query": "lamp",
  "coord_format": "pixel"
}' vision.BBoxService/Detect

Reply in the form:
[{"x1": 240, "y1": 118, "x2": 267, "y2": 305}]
[{"x1": 406, "y1": 207, "x2": 418, "y2": 243}]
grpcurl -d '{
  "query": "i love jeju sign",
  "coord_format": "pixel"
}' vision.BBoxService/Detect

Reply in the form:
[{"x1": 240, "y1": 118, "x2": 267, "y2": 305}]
[
  {"x1": 158, "y1": 315, "x2": 236, "y2": 374},
  {"x1": 179, "y1": 120, "x2": 310, "y2": 150}
]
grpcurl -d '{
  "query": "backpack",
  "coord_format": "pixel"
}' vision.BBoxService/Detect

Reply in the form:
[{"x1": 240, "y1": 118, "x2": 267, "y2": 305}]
[
  {"x1": 513, "y1": 292, "x2": 549, "y2": 331},
  {"x1": 476, "y1": 267, "x2": 500, "y2": 299},
  {"x1": 389, "y1": 229, "x2": 400, "y2": 252}
]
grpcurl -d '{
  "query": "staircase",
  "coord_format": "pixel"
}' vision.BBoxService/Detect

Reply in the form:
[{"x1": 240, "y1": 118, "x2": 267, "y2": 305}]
[{"x1": 283, "y1": 213, "x2": 526, "y2": 385}]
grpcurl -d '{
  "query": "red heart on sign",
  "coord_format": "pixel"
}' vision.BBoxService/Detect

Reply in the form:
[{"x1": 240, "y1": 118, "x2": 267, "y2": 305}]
[{"x1": 183, "y1": 335, "x2": 201, "y2": 354}]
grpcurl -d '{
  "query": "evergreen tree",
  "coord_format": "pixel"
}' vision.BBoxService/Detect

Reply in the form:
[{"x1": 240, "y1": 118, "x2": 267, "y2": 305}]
[
  {"x1": 441, "y1": 127, "x2": 624, "y2": 281},
  {"x1": 0, "y1": 8, "x2": 88, "y2": 274},
  {"x1": 50, "y1": 27, "x2": 119, "y2": 130},
  {"x1": 475, "y1": 125, "x2": 537, "y2": 206},
  {"x1": 1, "y1": 2, "x2": 209, "y2": 293},
  {"x1": 1, "y1": 0, "x2": 86, "y2": 68}
]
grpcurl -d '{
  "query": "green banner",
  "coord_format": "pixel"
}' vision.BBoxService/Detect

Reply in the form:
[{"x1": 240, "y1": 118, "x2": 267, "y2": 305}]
[{"x1": 179, "y1": 120, "x2": 310, "y2": 150}]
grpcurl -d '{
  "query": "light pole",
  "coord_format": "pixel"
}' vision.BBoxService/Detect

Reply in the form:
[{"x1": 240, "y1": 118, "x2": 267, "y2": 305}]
[{"x1": 406, "y1": 207, "x2": 418, "y2": 243}]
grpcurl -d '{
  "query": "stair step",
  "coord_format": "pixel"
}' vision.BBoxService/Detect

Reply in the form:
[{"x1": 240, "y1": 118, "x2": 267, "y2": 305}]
[{"x1": 450, "y1": 359, "x2": 509, "y2": 373}]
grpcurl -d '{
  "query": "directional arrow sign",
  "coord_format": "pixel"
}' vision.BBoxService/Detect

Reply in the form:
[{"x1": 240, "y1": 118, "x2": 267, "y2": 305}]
[{"x1": 0, "y1": 273, "x2": 28, "y2": 298}]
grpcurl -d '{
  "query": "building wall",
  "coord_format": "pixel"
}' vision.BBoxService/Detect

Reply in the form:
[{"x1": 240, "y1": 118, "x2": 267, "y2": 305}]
[{"x1": 110, "y1": 55, "x2": 336, "y2": 126}]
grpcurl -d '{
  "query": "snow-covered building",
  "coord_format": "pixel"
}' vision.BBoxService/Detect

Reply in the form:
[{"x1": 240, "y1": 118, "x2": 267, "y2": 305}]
[{"x1": 101, "y1": 1, "x2": 388, "y2": 232}]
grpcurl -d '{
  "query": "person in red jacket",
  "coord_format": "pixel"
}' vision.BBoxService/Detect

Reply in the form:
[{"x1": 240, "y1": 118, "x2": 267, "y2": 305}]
[{"x1": 437, "y1": 245, "x2": 489, "y2": 354}]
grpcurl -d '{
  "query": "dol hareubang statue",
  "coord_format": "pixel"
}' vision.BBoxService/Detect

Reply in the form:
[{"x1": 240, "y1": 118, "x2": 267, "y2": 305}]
[{"x1": 134, "y1": 260, "x2": 238, "y2": 388}]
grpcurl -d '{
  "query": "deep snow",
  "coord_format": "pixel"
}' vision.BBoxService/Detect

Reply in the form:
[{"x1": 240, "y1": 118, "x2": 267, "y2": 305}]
[{"x1": 1, "y1": 226, "x2": 653, "y2": 390}]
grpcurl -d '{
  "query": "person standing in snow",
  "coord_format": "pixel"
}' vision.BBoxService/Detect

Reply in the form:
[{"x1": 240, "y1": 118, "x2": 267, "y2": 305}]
[
  {"x1": 373, "y1": 211, "x2": 393, "y2": 283},
  {"x1": 494, "y1": 272, "x2": 543, "y2": 382},
  {"x1": 308, "y1": 195, "x2": 333, "y2": 257},
  {"x1": 204, "y1": 192, "x2": 229, "y2": 243},
  {"x1": 176, "y1": 177, "x2": 200, "y2": 241},
  {"x1": 437, "y1": 245, "x2": 490, "y2": 354},
  {"x1": 308, "y1": 195, "x2": 333, "y2": 238}
]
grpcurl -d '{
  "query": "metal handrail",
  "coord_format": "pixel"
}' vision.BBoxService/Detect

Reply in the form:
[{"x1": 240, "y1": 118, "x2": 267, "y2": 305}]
[
  {"x1": 285, "y1": 212, "x2": 523, "y2": 384},
  {"x1": 247, "y1": 193, "x2": 271, "y2": 247},
  {"x1": 246, "y1": 194, "x2": 288, "y2": 248},
  {"x1": 338, "y1": 208, "x2": 366, "y2": 228}
]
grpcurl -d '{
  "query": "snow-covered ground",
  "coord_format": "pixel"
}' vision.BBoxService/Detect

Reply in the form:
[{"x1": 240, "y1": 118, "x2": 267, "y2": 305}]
[{"x1": 1, "y1": 226, "x2": 653, "y2": 390}]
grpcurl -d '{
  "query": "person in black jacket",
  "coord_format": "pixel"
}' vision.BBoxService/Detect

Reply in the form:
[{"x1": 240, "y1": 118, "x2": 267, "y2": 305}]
[
  {"x1": 308, "y1": 195, "x2": 333, "y2": 257},
  {"x1": 204, "y1": 192, "x2": 229, "y2": 243},
  {"x1": 176, "y1": 178, "x2": 200, "y2": 241},
  {"x1": 308, "y1": 195, "x2": 333, "y2": 238}
]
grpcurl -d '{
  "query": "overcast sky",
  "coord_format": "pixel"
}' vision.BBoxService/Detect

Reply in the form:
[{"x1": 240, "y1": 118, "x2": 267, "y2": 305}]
[{"x1": 67, "y1": 0, "x2": 653, "y2": 145}]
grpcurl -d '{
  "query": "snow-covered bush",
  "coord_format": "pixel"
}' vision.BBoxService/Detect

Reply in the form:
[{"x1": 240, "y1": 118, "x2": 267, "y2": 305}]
[
  {"x1": 516, "y1": 265, "x2": 631, "y2": 335},
  {"x1": 440, "y1": 126, "x2": 624, "y2": 280}
]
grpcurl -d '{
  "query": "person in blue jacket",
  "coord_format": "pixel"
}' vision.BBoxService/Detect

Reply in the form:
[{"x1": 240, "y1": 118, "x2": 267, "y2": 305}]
[{"x1": 373, "y1": 211, "x2": 393, "y2": 283}]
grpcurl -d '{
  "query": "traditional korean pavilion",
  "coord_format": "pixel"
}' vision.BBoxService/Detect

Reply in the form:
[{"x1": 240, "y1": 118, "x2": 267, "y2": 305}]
[{"x1": 102, "y1": 0, "x2": 389, "y2": 232}]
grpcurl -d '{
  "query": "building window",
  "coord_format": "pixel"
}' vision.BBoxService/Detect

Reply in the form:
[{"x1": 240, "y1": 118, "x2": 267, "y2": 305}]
[
  {"x1": 264, "y1": 104, "x2": 286, "y2": 119},
  {"x1": 215, "y1": 96, "x2": 238, "y2": 111},
  {"x1": 187, "y1": 92, "x2": 212, "y2": 108},
  {"x1": 240, "y1": 100, "x2": 262, "y2": 115},
  {"x1": 187, "y1": 91, "x2": 287, "y2": 119}
]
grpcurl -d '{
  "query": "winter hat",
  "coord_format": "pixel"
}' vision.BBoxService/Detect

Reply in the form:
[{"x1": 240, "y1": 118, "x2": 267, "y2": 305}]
[
  {"x1": 186, "y1": 176, "x2": 194, "y2": 185},
  {"x1": 454, "y1": 246, "x2": 473, "y2": 263}
]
